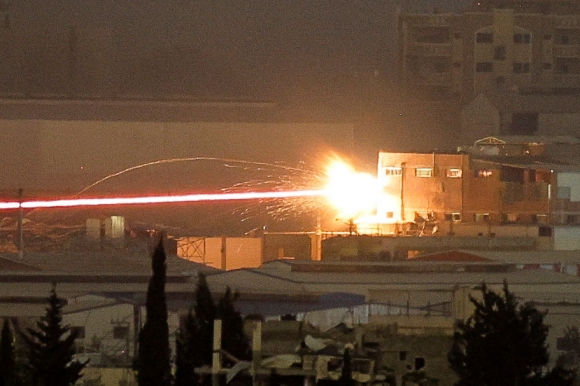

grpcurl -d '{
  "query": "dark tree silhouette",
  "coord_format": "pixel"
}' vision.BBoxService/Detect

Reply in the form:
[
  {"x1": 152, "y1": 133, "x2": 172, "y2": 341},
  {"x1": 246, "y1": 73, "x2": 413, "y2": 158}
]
[
  {"x1": 135, "y1": 238, "x2": 172, "y2": 386},
  {"x1": 0, "y1": 318, "x2": 16, "y2": 386},
  {"x1": 448, "y1": 281, "x2": 574, "y2": 386},
  {"x1": 174, "y1": 311, "x2": 201, "y2": 386},
  {"x1": 20, "y1": 284, "x2": 87, "y2": 386},
  {"x1": 174, "y1": 274, "x2": 251, "y2": 386},
  {"x1": 174, "y1": 273, "x2": 216, "y2": 386},
  {"x1": 338, "y1": 346, "x2": 354, "y2": 386},
  {"x1": 217, "y1": 287, "x2": 251, "y2": 366},
  {"x1": 194, "y1": 273, "x2": 217, "y2": 366}
]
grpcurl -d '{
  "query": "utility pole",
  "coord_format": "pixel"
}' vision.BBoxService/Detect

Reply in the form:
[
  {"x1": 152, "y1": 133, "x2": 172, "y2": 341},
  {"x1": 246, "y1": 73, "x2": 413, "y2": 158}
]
[{"x1": 17, "y1": 188, "x2": 23, "y2": 259}]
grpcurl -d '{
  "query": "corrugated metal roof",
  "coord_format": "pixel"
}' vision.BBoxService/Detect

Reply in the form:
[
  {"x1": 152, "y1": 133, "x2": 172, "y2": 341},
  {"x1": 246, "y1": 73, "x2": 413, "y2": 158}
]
[{"x1": 0, "y1": 251, "x2": 219, "y2": 276}]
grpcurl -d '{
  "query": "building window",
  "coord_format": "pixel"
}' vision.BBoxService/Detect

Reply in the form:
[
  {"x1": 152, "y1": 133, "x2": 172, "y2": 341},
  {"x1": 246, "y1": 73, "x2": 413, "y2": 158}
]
[
  {"x1": 384, "y1": 167, "x2": 402, "y2": 176},
  {"x1": 415, "y1": 168, "x2": 433, "y2": 178},
  {"x1": 70, "y1": 326, "x2": 86, "y2": 339},
  {"x1": 113, "y1": 326, "x2": 129, "y2": 339},
  {"x1": 385, "y1": 212, "x2": 394, "y2": 218},
  {"x1": 532, "y1": 214, "x2": 548, "y2": 224},
  {"x1": 513, "y1": 62, "x2": 530, "y2": 73},
  {"x1": 538, "y1": 226, "x2": 552, "y2": 237},
  {"x1": 560, "y1": 35, "x2": 570, "y2": 44},
  {"x1": 476, "y1": 62, "x2": 493, "y2": 72},
  {"x1": 454, "y1": 32, "x2": 462, "y2": 39},
  {"x1": 511, "y1": 112, "x2": 538, "y2": 135},
  {"x1": 474, "y1": 213, "x2": 490, "y2": 222},
  {"x1": 567, "y1": 215, "x2": 579, "y2": 224},
  {"x1": 476, "y1": 32, "x2": 493, "y2": 43},
  {"x1": 475, "y1": 169, "x2": 493, "y2": 178},
  {"x1": 494, "y1": 46, "x2": 506, "y2": 60},
  {"x1": 502, "y1": 213, "x2": 519, "y2": 223},
  {"x1": 446, "y1": 168, "x2": 462, "y2": 178},
  {"x1": 544, "y1": 34, "x2": 552, "y2": 40},
  {"x1": 513, "y1": 33, "x2": 531, "y2": 44},
  {"x1": 453, "y1": 62, "x2": 462, "y2": 68},
  {"x1": 558, "y1": 186, "x2": 571, "y2": 200},
  {"x1": 543, "y1": 62, "x2": 552, "y2": 70},
  {"x1": 445, "y1": 213, "x2": 461, "y2": 221}
]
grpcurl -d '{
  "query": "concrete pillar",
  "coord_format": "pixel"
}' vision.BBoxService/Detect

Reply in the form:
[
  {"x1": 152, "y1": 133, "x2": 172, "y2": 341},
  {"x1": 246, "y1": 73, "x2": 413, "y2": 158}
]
[{"x1": 213, "y1": 320, "x2": 222, "y2": 386}]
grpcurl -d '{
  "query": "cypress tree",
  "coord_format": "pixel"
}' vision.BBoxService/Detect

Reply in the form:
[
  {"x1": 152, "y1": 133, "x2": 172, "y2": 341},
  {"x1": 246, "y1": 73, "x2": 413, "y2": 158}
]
[
  {"x1": 21, "y1": 284, "x2": 87, "y2": 386},
  {"x1": 194, "y1": 273, "x2": 217, "y2": 367},
  {"x1": 136, "y1": 238, "x2": 172, "y2": 386},
  {"x1": 217, "y1": 287, "x2": 251, "y2": 365},
  {"x1": 0, "y1": 318, "x2": 16, "y2": 386},
  {"x1": 174, "y1": 275, "x2": 251, "y2": 386},
  {"x1": 174, "y1": 273, "x2": 216, "y2": 386},
  {"x1": 174, "y1": 310, "x2": 201, "y2": 386}
]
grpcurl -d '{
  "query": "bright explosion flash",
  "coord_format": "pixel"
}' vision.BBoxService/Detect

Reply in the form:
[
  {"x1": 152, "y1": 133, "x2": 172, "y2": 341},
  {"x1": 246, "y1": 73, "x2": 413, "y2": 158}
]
[
  {"x1": 0, "y1": 157, "x2": 380, "y2": 231},
  {"x1": 323, "y1": 159, "x2": 379, "y2": 220}
]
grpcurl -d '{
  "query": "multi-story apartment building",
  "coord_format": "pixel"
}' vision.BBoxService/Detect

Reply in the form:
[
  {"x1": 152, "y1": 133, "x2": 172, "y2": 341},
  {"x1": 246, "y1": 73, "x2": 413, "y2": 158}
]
[
  {"x1": 374, "y1": 138, "x2": 580, "y2": 237},
  {"x1": 399, "y1": 0, "x2": 580, "y2": 102}
]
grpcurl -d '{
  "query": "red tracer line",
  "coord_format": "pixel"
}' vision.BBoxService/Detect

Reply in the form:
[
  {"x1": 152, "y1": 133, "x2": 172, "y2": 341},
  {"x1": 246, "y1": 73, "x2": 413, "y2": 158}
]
[{"x1": 0, "y1": 190, "x2": 326, "y2": 210}]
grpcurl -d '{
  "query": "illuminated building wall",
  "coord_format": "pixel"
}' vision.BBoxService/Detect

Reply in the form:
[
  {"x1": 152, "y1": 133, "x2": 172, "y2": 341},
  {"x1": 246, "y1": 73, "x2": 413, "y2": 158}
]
[
  {"x1": 377, "y1": 152, "x2": 468, "y2": 225},
  {"x1": 375, "y1": 149, "x2": 579, "y2": 231}
]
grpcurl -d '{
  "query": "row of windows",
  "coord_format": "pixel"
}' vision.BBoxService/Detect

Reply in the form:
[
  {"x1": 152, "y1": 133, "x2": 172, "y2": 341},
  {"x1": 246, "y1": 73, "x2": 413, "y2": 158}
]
[
  {"x1": 384, "y1": 167, "x2": 463, "y2": 178},
  {"x1": 476, "y1": 32, "x2": 531, "y2": 44},
  {"x1": 385, "y1": 167, "x2": 495, "y2": 178},
  {"x1": 475, "y1": 61, "x2": 578, "y2": 74},
  {"x1": 475, "y1": 62, "x2": 531, "y2": 73},
  {"x1": 475, "y1": 32, "x2": 580, "y2": 45},
  {"x1": 462, "y1": 213, "x2": 549, "y2": 224},
  {"x1": 409, "y1": 212, "x2": 553, "y2": 224}
]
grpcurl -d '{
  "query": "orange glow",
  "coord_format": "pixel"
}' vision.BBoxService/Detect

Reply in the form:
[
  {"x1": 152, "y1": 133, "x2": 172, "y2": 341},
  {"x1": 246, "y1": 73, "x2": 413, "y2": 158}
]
[{"x1": 322, "y1": 158, "x2": 379, "y2": 220}]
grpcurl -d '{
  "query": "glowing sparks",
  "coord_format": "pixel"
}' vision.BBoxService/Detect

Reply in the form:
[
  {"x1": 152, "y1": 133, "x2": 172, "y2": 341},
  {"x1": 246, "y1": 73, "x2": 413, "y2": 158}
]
[
  {"x1": 322, "y1": 159, "x2": 379, "y2": 219},
  {"x1": 0, "y1": 190, "x2": 324, "y2": 210},
  {"x1": 0, "y1": 156, "x2": 382, "y2": 234}
]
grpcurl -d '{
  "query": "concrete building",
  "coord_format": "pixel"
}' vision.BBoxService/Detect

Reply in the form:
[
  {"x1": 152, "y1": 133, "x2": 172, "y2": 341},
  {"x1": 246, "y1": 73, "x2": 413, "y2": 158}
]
[
  {"x1": 460, "y1": 92, "x2": 580, "y2": 143},
  {"x1": 399, "y1": 0, "x2": 580, "y2": 101},
  {"x1": 398, "y1": 0, "x2": 580, "y2": 145},
  {"x1": 372, "y1": 145, "x2": 580, "y2": 249}
]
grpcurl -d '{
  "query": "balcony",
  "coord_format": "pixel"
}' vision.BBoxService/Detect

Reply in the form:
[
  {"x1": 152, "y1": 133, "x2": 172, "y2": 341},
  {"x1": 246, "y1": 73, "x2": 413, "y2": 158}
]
[{"x1": 553, "y1": 45, "x2": 580, "y2": 58}]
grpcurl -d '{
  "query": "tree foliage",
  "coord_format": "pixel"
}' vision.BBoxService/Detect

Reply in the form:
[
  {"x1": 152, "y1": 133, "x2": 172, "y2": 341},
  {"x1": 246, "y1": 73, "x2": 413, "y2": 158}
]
[
  {"x1": 174, "y1": 273, "x2": 250, "y2": 386},
  {"x1": 217, "y1": 287, "x2": 251, "y2": 366},
  {"x1": 448, "y1": 281, "x2": 574, "y2": 386},
  {"x1": 20, "y1": 284, "x2": 87, "y2": 386},
  {"x1": 136, "y1": 238, "x2": 172, "y2": 386},
  {"x1": 0, "y1": 318, "x2": 16, "y2": 386}
]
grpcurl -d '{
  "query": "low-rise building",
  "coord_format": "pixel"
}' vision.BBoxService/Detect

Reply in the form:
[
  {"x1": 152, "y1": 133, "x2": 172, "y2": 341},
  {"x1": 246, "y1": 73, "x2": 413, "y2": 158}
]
[{"x1": 372, "y1": 142, "x2": 580, "y2": 246}]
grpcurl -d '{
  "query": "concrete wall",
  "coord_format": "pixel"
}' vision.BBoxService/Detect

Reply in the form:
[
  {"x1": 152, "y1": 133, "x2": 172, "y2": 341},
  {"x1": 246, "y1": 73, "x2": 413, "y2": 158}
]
[
  {"x1": 177, "y1": 236, "x2": 262, "y2": 270},
  {"x1": 553, "y1": 226, "x2": 580, "y2": 251},
  {"x1": 0, "y1": 120, "x2": 356, "y2": 192}
]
